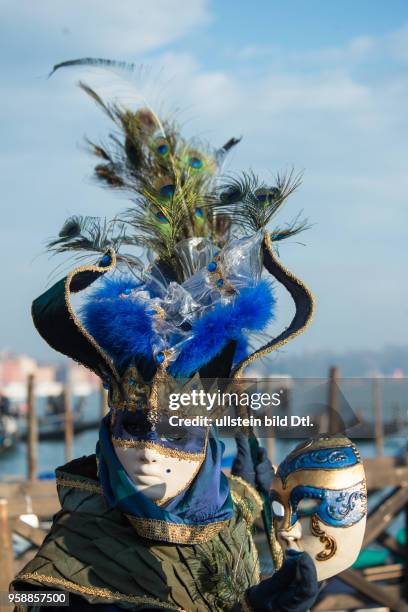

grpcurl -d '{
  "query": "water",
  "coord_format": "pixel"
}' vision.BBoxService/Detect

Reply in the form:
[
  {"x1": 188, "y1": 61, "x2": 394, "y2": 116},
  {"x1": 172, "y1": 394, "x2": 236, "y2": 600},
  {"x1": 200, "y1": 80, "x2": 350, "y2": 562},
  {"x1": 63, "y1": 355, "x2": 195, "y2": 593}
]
[{"x1": 1, "y1": 391, "x2": 407, "y2": 477}]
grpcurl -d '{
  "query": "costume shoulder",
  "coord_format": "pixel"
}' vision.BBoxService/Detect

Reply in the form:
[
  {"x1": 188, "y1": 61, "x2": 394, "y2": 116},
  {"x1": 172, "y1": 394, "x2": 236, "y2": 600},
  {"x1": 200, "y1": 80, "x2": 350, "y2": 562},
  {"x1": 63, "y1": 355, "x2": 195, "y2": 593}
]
[{"x1": 31, "y1": 250, "x2": 119, "y2": 381}]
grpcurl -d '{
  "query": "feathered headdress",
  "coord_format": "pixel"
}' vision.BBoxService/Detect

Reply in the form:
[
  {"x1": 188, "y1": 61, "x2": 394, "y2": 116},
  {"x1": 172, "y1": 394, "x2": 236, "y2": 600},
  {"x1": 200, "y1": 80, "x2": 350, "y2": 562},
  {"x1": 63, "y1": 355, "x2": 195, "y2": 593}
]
[{"x1": 34, "y1": 57, "x2": 314, "y2": 391}]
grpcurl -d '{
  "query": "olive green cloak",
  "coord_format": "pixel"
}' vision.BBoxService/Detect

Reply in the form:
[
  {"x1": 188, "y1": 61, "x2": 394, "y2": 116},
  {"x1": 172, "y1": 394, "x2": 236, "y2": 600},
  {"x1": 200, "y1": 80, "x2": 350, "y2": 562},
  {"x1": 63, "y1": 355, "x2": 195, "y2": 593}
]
[{"x1": 13, "y1": 456, "x2": 262, "y2": 611}]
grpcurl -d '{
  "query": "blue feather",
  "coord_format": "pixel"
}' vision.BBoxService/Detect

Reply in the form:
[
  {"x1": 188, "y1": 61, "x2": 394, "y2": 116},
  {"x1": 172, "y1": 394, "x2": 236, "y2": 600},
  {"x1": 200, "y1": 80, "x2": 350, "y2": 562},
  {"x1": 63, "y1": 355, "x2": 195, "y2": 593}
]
[
  {"x1": 80, "y1": 276, "x2": 275, "y2": 377},
  {"x1": 80, "y1": 276, "x2": 155, "y2": 367},
  {"x1": 169, "y1": 280, "x2": 275, "y2": 377}
]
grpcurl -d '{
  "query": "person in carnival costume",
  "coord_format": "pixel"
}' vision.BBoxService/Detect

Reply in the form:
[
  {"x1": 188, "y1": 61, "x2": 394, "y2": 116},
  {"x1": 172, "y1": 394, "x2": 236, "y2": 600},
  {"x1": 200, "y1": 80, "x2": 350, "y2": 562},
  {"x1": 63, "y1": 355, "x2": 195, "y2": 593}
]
[{"x1": 12, "y1": 58, "x2": 366, "y2": 611}]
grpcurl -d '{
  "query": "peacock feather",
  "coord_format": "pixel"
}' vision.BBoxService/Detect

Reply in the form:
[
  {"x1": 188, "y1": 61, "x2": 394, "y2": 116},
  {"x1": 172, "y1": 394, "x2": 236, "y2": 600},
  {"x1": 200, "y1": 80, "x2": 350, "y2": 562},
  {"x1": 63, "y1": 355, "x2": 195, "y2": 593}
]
[
  {"x1": 46, "y1": 215, "x2": 144, "y2": 271},
  {"x1": 46, "y1": 58, "x2": 308, "y2": 282},
  {"x1": 215, "y1": 169, "x2": 308, "y2": 238}
]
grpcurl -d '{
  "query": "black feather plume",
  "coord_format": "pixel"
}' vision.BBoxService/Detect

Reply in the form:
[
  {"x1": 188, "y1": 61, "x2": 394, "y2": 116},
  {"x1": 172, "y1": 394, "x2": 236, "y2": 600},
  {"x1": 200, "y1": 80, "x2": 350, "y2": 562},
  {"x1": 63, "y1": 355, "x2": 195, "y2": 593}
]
[{"x1": 49, "y1": 57, "x2": 138, "y2": 78}]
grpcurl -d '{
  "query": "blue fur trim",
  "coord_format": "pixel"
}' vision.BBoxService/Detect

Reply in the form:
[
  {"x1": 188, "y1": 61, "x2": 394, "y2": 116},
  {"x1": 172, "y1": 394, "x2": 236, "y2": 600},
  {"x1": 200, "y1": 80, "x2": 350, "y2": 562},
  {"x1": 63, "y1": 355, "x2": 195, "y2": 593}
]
[
  {"x1": 80, "y1": 277, "x2": 275, "y2": 377},
  {"x1": 80, "y1": 277, "x2": 154, "y2": 367},
  {"x1": 232, "y1": 335, "x2": 249, "y2": 366},
  {"x1": 169, "y1": 280, "x2": 275, "y2": 377}
]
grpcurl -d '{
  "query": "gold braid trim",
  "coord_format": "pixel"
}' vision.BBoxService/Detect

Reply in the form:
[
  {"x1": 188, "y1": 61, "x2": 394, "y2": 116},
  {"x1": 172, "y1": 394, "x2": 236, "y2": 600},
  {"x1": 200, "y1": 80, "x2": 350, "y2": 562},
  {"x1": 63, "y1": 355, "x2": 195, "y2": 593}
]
[
  {"x1": 111, "y1": 438, "x2": 205, "y2": 461},
  {"x1": 148, "y1": 350, "x2": 173, "y2": 427},
  {"x1": 230, "y1": 476, "x2": 282, "y2": 573},
  {"x1": 126, "y1": 515, "x2": 229, "y2": 544},
  {"x1": 310, "y1": 514, "x2": 337, "y2": 561},
  {"x1": 14, "y1": 572, "x2": 184, "y2": 610},
  {"x1": 229, "y1": 475, "x2": 263, "y2": 514},
  {"x1": 231, "y1": 491, "x2": 261, "y2": 583},
  {"x1": 64, "y1": 248, "x2": 120, "y2": 382},
  {"x1": 150, "y1": 304, "x2": 166, "y2": 320},
  {"x1": 56, "y1": 477, "x2": 102, "y2": 495},
  {"x1": 232, "y1": 232, "x2": 315, "y2": 379},
  {"x1": 231, "y1": 491, "x2": 253, "y2": 526}
]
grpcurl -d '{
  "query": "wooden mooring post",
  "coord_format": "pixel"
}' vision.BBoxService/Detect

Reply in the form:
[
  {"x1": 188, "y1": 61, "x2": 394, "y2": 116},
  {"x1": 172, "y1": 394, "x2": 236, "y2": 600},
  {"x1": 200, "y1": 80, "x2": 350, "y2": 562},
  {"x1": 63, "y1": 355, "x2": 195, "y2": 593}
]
[
  {"x1": 373, "y1": 377, "x2": 384, "y2": 457},
  {"x1": 0, "y1": 499, "x2": 14, "y2": 610},
  {"x1": 327, "y1": 366, "x2": 340, "y2": 434},
  {"x1": 26, "y1": 374, "x2": 37, "y2": 481}
]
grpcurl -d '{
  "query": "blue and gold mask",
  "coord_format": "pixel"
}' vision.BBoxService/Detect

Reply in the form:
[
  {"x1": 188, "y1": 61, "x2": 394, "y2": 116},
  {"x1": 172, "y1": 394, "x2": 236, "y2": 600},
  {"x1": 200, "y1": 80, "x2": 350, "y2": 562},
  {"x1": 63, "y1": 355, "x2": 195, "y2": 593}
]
[{"x1": 271, "y1": 436, "x2": 367, "y2": 580}]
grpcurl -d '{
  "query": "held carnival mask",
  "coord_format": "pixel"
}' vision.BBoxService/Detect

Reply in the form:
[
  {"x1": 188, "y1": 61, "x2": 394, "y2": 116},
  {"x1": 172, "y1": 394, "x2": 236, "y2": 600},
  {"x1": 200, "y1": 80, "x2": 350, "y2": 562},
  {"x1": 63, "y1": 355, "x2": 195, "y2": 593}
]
[{"x1": 271, "y1": 436, "x2": 367, "y2": 581}]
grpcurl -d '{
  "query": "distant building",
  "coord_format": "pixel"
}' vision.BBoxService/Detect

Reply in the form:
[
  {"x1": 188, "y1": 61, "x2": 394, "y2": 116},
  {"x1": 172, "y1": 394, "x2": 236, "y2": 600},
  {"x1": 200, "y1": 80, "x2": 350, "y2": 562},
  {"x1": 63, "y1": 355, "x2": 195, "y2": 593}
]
[{"x1": 0, "y1": 351, "x2": 99, "y2": 400}]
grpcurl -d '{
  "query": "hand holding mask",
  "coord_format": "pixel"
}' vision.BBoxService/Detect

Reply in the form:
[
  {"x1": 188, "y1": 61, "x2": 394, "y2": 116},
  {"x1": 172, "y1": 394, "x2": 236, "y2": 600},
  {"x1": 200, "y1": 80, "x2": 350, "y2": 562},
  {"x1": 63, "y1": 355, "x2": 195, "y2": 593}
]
[{"x1": 246, "y1": 550, "x2": 318, "y2": 612}]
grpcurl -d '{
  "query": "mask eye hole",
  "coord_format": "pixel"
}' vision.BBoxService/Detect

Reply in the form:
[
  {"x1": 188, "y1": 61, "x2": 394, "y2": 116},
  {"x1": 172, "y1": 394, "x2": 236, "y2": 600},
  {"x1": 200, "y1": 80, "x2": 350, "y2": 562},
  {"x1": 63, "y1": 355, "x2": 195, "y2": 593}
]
[
  {"x1": 297, "y1": 498, "x2": 320, "y2": 517},
  {"x1": 159, "y1": 432, "x2": 186, "y2": 444},
  {"x1": 122, "y1": 420, "x2": 149, "y2": 437},
  {"x1": 157, "y1": 426, "x2": 188, "y2": 444},
  {"x1": 272, "y1": 501, "x2": 285, "y2": 520}
]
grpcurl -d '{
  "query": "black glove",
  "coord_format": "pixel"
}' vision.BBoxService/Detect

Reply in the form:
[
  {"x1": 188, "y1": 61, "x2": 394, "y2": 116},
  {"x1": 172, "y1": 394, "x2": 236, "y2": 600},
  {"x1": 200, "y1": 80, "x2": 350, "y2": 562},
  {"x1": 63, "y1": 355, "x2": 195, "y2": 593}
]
[
  {"x1": 246, "y1": 550, "x2": 318, "y2": 612},
  {"x1": 231, "y1": 433, "x2": 274, "y2": 494}
]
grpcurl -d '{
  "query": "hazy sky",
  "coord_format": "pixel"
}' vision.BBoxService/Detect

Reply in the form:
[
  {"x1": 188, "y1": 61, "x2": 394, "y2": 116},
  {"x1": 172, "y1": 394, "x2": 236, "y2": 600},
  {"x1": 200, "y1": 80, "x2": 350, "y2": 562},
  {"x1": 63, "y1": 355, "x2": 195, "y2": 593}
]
[{"x1": 1, "y1": 0, "x2": 408, "y2": 363}]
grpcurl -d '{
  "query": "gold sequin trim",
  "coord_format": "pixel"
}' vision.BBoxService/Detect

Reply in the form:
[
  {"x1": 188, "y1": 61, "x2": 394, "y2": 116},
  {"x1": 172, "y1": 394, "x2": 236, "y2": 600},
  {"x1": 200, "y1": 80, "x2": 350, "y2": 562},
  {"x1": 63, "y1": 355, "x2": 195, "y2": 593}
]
[
  {"x1": 14, "y1": 572, "x2": 183, "y2": 610},
  {"x1": 109, "y1": 365, "x2": 150, "y2": 412},
  {"x1": 64, "y1": 248, "x2": 120, "y2": 382},
  {"x1": 231, "y1": 490, "x2": 260, "y2": 583},
  {"x1": 126, "y1": 515, "x2": 229, "y2": 544},
  {"x1": 229, "y1": 464, "x2": 282, "y2": 573},
  {"x1": 231, "y1": 491, "x2": 255, "y2": 527},
  {"x1": 148, "y1": 350, "x2": 173, "y2": 427},
  {"x1": 229, "y1": 475, "x2": 263, "y2": 513},
  {"x1": 232, "y1": 232, "x2": 315, "y2": 379},
  {"x1": 56, "y1": 477, "x2": 102, "y2": 495},
  {"x1": 111, "y1": 438, "x2": 206, "y2": 461},
  {"x1": 150, "y1": 304, "x2": 166, "y2": 320}
]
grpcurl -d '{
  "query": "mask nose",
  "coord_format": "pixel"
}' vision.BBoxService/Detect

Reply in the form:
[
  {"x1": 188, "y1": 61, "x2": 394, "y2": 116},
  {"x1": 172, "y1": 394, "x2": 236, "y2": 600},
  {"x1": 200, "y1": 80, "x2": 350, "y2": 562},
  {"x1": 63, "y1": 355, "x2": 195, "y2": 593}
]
[
  {"x1": 136, "y1": 446, "x2": 158, "y2": 463},
  {"x1": 277, "y1": 521, "x2": 302, "y2": 551}
]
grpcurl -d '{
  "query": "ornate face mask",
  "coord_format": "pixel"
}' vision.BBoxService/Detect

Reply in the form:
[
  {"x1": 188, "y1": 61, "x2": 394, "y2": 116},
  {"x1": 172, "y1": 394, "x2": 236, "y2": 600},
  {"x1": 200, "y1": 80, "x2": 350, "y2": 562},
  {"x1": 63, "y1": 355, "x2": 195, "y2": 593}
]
[
  {"x1": 271, "y1": 436, "x2": 367, "y2": 580},
  {"x1": 111, "y1": 406, "x2": 207, "y2": 503}
]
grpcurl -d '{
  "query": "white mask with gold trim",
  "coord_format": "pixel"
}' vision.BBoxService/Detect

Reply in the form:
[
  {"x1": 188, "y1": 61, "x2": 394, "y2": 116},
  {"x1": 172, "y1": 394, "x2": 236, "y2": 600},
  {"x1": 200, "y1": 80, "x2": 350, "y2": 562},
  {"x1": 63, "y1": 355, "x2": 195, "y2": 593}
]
[
  {"x1": 271, "y1": 436, "x2": 367, "y2": 581},
  {"x1": 111, "y1": 405, "x2": 207, "y2": 504}
]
